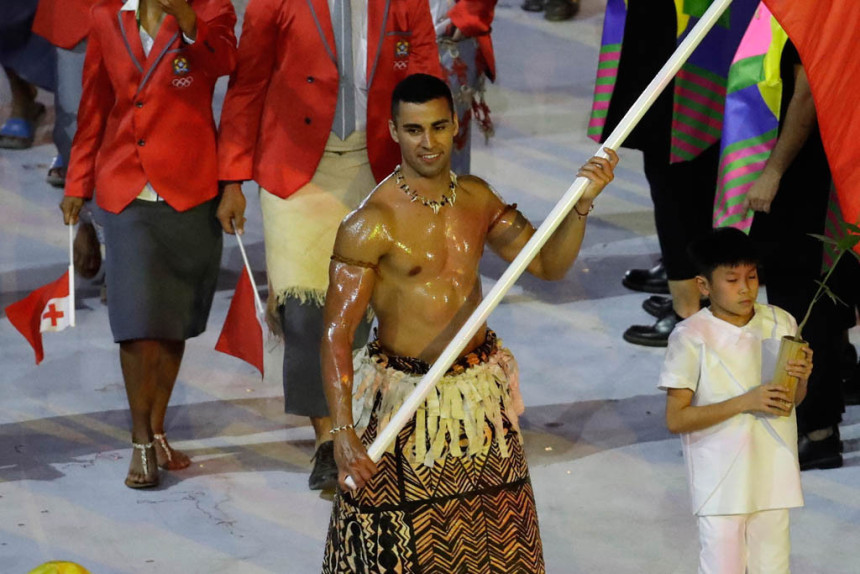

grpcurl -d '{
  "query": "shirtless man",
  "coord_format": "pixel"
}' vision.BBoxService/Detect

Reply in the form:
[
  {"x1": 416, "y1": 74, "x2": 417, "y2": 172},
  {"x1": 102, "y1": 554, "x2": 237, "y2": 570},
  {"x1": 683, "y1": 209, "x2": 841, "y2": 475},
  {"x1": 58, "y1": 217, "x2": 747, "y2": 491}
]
[{"x1": 320, "y1": 73, "x2": 617, "y2": 573}]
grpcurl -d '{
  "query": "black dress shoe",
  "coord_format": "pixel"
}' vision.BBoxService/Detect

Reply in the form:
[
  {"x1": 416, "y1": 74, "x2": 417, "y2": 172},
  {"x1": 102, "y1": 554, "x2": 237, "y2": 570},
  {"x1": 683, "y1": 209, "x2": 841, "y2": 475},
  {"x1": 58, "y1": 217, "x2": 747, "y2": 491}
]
[
  {"x1": 642, "y1": 295, "x2": 673, "y2": 318},
  {"x1": 623, "y1": 310, "x2": 681, "y2": 347},
  {"x1": 521, "y1": 0, "x2": 544, "y2": 12},
  {"x1": 309, "y1": 441, "x2": 339, "y2": 491},
  {"x1": 543, "y1": 0, "x2": 579, "y2": 20},
  {"x1": 642, "y1": 296, "x2": 710, "y2": 318},
  {"x1": 622, "y1": 262, "x2": 670, "y2": 294},
  {"x1": 799, "y1": 427, "x2": 843, "y2": 470}
]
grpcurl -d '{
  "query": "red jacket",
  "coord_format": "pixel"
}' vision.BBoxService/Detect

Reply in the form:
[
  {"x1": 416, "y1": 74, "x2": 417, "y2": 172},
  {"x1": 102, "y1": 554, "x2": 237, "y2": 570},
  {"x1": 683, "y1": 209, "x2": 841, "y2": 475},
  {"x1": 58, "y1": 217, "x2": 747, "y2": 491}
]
[
  {"x1": 449, "y1": 0, "x2": 496, "y2": 81},
  {"x1": 32, "y1": 0, "x2": 96, "y2": 49},
  {"x1": 65, "y1": 0, "x2": 237, "y2": 213},
  {"x1": 217, "y1": 0, "x2": 444, "y2": 199}
]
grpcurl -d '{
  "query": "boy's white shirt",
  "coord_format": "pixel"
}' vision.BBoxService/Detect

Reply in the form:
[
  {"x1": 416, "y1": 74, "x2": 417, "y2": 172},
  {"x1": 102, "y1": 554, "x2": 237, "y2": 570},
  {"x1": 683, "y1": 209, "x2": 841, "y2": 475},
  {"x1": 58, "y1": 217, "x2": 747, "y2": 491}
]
[{"x1": 659, "y1": 303, "x2": 804, "y2": 516}]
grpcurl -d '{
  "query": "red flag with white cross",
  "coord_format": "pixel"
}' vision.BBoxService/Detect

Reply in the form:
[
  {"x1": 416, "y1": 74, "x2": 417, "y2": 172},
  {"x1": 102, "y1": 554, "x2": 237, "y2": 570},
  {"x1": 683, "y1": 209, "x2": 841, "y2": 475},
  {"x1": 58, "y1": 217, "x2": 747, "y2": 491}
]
[{"x1": 5, "y1": 271, "x2": 73, "y2": 364}]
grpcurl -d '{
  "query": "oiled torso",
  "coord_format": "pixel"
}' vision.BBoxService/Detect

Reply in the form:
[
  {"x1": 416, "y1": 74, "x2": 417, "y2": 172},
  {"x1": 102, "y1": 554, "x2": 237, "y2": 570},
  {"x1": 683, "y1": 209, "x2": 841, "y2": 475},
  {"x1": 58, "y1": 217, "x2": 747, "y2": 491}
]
[{"x1": 369, "y1": 177, "x2": 495, "y2": 362}]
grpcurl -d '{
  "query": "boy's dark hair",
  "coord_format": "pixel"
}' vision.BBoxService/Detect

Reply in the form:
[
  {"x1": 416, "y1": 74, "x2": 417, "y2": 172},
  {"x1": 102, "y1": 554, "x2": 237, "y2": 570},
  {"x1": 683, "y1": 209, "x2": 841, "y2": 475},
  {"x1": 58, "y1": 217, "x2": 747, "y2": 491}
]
[
  {"x1": 688, "y1": 227, "x2": 759, "y2": 280},
  {"x1": 391, "y1": 74, "x2": 454, "y2": 122}
]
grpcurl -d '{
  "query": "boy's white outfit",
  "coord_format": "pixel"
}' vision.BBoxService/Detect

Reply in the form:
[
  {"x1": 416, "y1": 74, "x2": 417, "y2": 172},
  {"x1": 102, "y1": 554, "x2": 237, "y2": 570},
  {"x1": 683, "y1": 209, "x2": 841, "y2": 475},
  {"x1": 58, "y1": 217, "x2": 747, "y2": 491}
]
[{"x1": 659, "y1": 303, "x2": 804, "y2": 574}]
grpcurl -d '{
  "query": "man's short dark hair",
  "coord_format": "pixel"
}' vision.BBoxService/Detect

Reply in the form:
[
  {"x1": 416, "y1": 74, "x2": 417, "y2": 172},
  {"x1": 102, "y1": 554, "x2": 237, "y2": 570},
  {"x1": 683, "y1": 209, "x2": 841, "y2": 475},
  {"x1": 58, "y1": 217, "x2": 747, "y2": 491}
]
[
  {"x1": 688, "y1": 227, "x2": 760, "y2": 280},
  {"x1": 391, "y1": 74, "x2": 454, "y2": 122}
]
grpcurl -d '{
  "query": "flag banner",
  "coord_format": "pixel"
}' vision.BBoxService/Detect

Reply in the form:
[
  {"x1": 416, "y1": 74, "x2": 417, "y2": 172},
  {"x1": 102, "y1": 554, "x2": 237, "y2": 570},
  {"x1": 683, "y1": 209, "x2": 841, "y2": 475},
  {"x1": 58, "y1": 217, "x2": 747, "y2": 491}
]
[
  {"x1": 670, "y1": 0, "x2": 759, "y2": 163},
  {"x1": 713, "y1": 3, "x2": 787, "y2": 230},
  {"x1": 764, "y1": 0, "x2": 860, "y2": 240},
  {"x1": 586, "y1": 0, "x2": 627, "y2": 141},
  {"x1": 215, "y1": 267, "x2": 264, "y2": 376},
  {"x1": 5, "y1": 271, "x2": 72, "y2": 364},
  {"x1": 589, "y1": 0, "x2": 758, "y2": 163}
]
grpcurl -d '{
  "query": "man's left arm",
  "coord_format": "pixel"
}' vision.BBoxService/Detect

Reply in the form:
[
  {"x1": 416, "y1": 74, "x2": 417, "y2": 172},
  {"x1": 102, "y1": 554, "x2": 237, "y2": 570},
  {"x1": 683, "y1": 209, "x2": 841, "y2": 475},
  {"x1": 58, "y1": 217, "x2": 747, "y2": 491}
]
[
  {"x1": 488, "y1": 150, "x2": 618, "y2": 281},
  {"x1": 159, "y1": 0, "x2": 238, "y2": 78},
  {"x1": 407, "y1": 0, "x2": 444, "y2": 78},
  {"x1": 448, "y1": 0, "x2": 496, "y2": 37},
  {"x1": 744, "y1": 65, "x2": 817, "y2": 213}
]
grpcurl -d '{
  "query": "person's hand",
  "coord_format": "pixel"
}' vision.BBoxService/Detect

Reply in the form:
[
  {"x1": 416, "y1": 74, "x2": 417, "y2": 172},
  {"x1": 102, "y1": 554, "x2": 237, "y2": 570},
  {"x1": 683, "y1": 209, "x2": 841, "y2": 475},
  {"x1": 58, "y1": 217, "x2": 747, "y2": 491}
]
[
  {"x1": 158, "y1": 0, "x2": 197, "y2": 38},
  {"x1": 60, "y1": 196, "x2": 84, "y2": 225},
  {"x1": 333, "y1": 429, "x2": 378, "y2": 490},
  {"x1": 74, "y1": 222, "x2": 102, "y2": 279},
  {"x1": 743, "y1": 169, "x2": 781, "y2": 213},
  {"x1": 742, "y1": 383, "x2": 793, "y2": 416},
  {"x1": 265, "y1": 293, "x2": 283, "y2": 339},
  {"x1": 578, "y1": 148, "x2": 619, "y2": 203},
  {"x1": 787, "y1": 346, "x2": 813, "y2": 384},
  {"x1": 217, "y1": 183, "x2": 246, "y2": 235}
]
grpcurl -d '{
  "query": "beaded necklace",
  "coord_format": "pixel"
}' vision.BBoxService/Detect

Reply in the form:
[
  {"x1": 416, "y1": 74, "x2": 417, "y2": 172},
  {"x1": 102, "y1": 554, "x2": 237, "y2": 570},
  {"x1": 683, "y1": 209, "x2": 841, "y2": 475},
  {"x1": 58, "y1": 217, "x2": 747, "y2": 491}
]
[{"x1": 395, "y1": 165, "x2": 457, "y2": 215}]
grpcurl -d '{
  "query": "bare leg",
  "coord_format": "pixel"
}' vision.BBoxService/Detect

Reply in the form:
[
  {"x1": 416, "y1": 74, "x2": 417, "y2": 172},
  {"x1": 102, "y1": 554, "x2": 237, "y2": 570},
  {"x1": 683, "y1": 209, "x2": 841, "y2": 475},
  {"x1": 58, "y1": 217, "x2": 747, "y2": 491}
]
[
  {"x1": 669, "y1": 278, "x2": 701, "y2": 318},
  {"x1": 119, "y1": 339, "x2": 161, "y2": 487},
  {"x1": 311, "y1": 416, "x2": 333, "y2": 448},
  {"x1": 4, "y1": 67, "x2": 40, "y2": 120},
  {"x1": 149, "y1": 340, "x2": 191, "y2": 470}
]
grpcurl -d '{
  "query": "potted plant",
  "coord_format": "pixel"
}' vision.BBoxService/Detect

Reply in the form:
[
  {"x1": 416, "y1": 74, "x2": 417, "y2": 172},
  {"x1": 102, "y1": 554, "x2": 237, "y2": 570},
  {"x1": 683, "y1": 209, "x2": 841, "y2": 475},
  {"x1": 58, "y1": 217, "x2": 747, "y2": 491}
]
[{"x1": 771, "y1": 220, "x2": 860, "y2": 411}]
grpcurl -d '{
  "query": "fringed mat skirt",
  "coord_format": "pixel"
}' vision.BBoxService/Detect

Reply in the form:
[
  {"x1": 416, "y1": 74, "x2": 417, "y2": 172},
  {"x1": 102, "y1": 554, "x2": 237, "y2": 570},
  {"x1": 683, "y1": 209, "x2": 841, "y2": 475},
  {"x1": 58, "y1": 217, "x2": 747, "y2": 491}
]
[{"x1": 323, "y1": 331, "x2": 544, "y2": 573}]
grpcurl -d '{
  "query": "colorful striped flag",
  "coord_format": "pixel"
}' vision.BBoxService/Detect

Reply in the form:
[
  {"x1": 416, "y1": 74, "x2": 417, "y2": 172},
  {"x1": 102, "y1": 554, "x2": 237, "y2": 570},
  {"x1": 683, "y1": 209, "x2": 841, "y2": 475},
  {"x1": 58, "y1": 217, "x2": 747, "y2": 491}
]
[
  {"x1": 589, "y1": 0, "x2": 758, "y2": 164},
  {"x1": 713, "y1": 3, "x2": 787, "y2": 230},
  {"x1": 587, "y1": 0, "x2": 626, "y2": 141}
]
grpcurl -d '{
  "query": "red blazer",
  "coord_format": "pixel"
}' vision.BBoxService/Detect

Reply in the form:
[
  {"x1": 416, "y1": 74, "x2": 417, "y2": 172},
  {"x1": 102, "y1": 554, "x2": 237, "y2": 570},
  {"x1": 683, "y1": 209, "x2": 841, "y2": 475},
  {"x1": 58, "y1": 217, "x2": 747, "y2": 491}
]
[
  {"x1": 65, "y1": 0, "x2": 237, "y2": 214},
  {"x1": 218, "y1": 0, "x2": 444, "y2": 199},
  {"x1": 449, "y1": 0, "x2": 496, "y2": 81},
  {"x1": 33, "y1": 0, "x2": 96, "y2": 49}
]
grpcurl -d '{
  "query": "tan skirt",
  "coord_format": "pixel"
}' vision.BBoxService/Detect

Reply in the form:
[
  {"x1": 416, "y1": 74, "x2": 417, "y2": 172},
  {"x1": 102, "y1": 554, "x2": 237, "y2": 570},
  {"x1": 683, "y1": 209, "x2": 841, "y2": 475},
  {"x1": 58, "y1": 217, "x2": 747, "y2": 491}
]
[{"x1": 261, "y1": 131, "x2": 378, "y2": 306}]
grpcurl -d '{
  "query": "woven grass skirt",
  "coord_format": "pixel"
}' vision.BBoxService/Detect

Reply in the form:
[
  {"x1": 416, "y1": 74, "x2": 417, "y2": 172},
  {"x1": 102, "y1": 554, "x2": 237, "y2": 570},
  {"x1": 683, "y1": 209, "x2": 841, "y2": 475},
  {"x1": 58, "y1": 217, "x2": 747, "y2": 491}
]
[{"x1": 322, "y1": 334, "x2": 544, "y2": 573}]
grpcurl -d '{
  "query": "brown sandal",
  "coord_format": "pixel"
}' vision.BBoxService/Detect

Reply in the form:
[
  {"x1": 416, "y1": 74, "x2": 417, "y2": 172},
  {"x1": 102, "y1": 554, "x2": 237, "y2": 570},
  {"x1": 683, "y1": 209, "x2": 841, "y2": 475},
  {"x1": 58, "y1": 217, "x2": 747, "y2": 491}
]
[
  {"x1": 153, "y1": 433, "x2": 191, "y2": 470},
  {"x1": 125, "y1": 442, "x2": 159, "y2": 489}
]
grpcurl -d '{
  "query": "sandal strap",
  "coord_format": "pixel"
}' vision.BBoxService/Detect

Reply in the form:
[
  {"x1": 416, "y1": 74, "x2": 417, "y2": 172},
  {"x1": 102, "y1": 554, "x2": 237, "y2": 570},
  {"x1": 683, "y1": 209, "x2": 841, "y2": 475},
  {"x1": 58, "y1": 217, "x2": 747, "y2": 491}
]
[
  {"x1": 131, "y1": 441, "x2": 154, "y2": 476},
  {"x1": 152, "y1": 433, "x2": 174, "y2": 463}
]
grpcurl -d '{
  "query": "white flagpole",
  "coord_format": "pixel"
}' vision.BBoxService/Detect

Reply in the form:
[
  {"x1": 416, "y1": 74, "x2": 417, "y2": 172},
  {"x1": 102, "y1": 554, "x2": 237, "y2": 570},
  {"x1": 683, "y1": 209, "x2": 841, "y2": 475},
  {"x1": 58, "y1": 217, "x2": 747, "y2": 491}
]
[
  {"x1": 346, "y1": 0, "x2": 735, "y2": 489},
  {"x1": 68, "y1": 222, "x2": 76, "y2": 327},
  {"x1": 232, "y1": 220, "x2": 265, "y2": 318}
]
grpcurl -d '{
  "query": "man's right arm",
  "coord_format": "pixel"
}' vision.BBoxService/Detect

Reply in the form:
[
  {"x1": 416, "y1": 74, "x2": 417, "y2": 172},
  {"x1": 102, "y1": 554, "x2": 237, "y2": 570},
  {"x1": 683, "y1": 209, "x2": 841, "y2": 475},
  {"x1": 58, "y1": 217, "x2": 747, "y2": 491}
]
[
  {"x1": 321, "y1": 206, "x2": 391, "y2": 490},
  {"x1": 665, "y1": 385, "x2": 793, "y2": 434},
  {"x1": 216, "y1": 0, "x2": 280, "y2": 234}
]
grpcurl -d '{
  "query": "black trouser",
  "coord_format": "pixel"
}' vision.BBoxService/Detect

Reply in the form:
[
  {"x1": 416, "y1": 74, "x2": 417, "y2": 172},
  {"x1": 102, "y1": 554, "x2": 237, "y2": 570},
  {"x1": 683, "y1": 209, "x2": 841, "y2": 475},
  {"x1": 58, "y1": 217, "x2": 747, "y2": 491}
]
[
  {"x1": 643, "y1": 143, "x2": 721, "y2": 281},
  {"x1": 751, "y1": 171, "x2": 847, "y2": 434},
  {"x1": 280, "y1": 298, "x2": 372, "y2": 418}
]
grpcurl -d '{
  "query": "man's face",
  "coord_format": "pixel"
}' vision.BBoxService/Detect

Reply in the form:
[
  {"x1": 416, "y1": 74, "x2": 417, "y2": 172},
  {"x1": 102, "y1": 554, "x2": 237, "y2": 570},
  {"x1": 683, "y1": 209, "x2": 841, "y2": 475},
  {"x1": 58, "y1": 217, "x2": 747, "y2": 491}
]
[
  {"x1": 389, "y1": 97, "x2": 458, "y2": 178},
  {"x1": 697, "y1": 263, "x2": 760, "y2": 325}
]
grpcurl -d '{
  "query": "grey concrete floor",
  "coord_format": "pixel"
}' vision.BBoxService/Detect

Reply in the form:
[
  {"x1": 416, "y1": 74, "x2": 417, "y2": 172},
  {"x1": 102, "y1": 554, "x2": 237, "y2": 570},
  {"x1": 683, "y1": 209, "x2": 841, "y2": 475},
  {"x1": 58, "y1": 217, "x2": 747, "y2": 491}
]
[{"x1": 1, "y1": 2, "x2": 859, "y2": 572}]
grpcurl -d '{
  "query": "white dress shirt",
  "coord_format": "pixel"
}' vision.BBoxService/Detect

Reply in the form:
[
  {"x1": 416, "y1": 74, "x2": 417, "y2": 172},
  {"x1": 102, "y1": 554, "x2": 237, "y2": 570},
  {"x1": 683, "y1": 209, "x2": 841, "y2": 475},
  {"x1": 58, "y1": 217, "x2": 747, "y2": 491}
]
[{"x1": 659, "y1": 303, "x2": 804, "y2": 516}]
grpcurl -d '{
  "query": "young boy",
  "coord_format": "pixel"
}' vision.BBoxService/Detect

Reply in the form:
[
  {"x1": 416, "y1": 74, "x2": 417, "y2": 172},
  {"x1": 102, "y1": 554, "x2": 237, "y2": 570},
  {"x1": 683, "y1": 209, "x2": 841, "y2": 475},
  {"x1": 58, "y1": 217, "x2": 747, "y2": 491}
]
[{"x1": 659, "y1": 228, "x2": 813, "y2": 574}]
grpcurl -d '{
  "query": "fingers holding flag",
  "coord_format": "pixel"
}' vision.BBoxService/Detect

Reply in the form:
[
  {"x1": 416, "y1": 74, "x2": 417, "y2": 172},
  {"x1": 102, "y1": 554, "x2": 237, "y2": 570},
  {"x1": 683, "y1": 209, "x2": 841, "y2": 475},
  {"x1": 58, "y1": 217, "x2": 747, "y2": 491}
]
[{"x1": 60, "y1": 196, "x2": 84, "y2": 225}]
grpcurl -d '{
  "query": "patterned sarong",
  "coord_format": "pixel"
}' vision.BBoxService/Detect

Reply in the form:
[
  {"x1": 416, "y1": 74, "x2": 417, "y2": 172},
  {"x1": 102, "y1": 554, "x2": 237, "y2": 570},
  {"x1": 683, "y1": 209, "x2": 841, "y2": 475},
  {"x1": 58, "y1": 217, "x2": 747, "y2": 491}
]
[{"x1": 322, "y1": 332, "x2": 544, "y2": 573}]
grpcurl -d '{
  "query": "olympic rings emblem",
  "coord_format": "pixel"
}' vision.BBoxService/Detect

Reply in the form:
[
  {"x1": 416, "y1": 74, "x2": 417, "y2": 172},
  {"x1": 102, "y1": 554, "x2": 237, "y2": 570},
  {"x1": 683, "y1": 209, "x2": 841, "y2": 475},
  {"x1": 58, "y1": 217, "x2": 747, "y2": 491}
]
[
  {"x1": 171, "y1": 76, "x2": 194, "y2": 89},
  {"x1": 393, "y1": 61, "x2": 408, "y2": 70}
]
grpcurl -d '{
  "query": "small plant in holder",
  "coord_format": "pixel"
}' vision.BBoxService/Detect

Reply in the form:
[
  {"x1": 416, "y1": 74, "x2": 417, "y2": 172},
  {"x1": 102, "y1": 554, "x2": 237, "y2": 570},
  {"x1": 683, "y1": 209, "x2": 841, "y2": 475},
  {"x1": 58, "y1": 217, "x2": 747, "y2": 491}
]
[{"x1": 771, "y1": 220, "x2": 860, "y2": 412}]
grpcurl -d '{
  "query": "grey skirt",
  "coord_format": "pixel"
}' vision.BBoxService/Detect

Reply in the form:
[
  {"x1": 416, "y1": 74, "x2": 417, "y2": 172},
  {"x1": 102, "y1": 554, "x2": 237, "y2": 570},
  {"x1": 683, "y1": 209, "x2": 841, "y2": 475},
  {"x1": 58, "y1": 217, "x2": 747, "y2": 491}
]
[{"x1": 101, "y1": 197, "x2": 222, "y2": 343}]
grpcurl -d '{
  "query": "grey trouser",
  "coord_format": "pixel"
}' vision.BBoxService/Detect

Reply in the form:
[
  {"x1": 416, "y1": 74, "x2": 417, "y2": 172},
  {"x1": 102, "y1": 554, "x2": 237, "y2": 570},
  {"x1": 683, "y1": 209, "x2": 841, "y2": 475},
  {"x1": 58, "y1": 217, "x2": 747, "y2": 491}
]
[
  {"x1": 54, "y1": 40, "x2": 86, "y2": 165},
  {"x1": 280, "y1": 298, "x2": 371, "y2": 418}
]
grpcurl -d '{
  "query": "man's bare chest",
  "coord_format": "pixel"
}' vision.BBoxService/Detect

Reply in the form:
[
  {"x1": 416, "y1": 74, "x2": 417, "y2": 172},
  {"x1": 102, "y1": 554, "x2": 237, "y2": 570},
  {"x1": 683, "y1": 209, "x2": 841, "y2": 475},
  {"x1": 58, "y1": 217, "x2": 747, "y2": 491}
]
[{"x1": 382, "y1": 213, "x2": 487, "y2": 280}]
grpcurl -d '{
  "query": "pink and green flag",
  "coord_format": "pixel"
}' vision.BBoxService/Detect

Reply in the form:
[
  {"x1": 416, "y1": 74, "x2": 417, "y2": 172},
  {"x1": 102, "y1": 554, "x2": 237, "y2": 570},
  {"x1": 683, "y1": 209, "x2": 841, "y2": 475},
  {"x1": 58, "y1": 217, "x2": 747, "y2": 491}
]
[{"x1": 713, "y1": 3, "x2": 787, "y2": 231}]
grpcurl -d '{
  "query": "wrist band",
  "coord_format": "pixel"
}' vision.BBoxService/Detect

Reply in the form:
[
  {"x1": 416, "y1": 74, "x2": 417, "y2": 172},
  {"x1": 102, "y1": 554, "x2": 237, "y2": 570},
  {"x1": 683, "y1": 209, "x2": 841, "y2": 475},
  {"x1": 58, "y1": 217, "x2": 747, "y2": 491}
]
[
  {"x1": 330, "y1": 423, "x2": 355, "y2": 435},
  {"x1": 573, "y1": 202, "x2": 594, "y2": 217}
]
